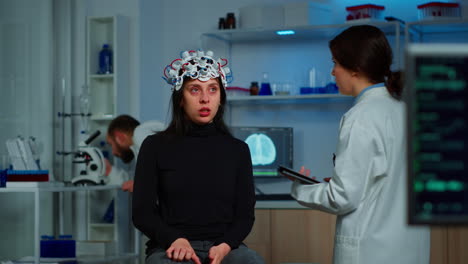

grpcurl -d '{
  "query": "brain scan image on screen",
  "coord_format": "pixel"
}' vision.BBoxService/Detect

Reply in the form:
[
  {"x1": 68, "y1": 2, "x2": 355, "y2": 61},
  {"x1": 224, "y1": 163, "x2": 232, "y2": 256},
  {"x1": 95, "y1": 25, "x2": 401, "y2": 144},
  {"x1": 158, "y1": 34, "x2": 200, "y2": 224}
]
[
  {"x1": 231, "y1": 127, "x2": 293, "y2": 177},
  {"x1": 245, "y1": 133, "x2": 277, "y2": 166}
]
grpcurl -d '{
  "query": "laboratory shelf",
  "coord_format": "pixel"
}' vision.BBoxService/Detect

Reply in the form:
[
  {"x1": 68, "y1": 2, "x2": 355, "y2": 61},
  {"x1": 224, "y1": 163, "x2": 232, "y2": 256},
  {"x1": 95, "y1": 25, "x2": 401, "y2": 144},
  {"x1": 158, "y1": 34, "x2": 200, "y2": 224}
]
[
  {"x1": 0, "y1": 184, "x2": 121, "y2": 193},
  {"x1": 227, "y1": 93, "x2": 352, "y2": 105},
  {"x1": 202, "y1": 21, "x2": 403, "y2": 43},
  {"x1": 89, "y1": 74, "x2": 114, "y2": 79},
  {"x1": 406, "y1": 18, "x2": 468, "y2": 34}
]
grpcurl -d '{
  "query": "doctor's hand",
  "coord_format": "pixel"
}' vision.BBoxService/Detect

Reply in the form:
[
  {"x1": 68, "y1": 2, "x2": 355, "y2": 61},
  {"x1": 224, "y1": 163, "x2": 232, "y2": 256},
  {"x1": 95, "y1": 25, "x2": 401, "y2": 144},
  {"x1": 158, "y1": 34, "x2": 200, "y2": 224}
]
[
  {"x1": 299, "y1": 166, "x2": 311, "y2": 177},
  {"x1": 166, "y1": 238, "x2": 201, "y2": 264},
  {"x1": 299, "y1": 166, "x2": 331, "y2": 182},
  {"x1": 208, "y1": 243, "x2": 231, "y2": 264},
  {"x1": 121, "y1": 180, "x2": 134, "y2": 192}
]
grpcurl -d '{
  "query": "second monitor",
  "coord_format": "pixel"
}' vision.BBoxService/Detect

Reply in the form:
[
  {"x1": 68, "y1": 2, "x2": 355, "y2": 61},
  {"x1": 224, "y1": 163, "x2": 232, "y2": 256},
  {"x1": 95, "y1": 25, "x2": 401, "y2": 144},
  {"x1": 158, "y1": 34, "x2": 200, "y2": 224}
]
[{"x1": 231, "y1": 126, "x2": 293, "y2": 177}]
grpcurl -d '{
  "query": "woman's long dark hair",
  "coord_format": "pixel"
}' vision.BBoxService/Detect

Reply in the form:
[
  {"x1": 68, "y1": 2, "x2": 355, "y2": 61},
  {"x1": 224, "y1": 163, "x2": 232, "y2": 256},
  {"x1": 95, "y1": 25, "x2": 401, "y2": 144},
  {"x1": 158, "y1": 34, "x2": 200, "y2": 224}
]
[
  {"x1": 329, "y1": 25, "x2": 403, "y2": 100},
  {"x1": 160, "y1": 77, "x2": 231, "y2": 137}
]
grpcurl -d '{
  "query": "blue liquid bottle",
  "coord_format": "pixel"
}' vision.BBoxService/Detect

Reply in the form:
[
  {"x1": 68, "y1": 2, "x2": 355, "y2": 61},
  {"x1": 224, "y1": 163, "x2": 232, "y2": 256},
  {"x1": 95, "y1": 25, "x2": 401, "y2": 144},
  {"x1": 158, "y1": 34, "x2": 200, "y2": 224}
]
[
  {"x1": 259, "y1": 72, "x2": 272, "y2": 96},
  {"x1": 98, "y1": 44, "x2": 113, "y2": 74}
]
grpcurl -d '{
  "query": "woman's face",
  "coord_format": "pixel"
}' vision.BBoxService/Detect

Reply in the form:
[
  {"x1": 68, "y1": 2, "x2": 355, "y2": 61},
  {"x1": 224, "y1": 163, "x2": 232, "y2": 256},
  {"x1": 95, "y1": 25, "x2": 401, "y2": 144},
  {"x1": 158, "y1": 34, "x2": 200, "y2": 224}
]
[
  {"x1": 181, "y1": 78, "x2": 221, "y2": 125},
  {"x1": 331, "y1": 58, "x2": 355, "y2": 96}
]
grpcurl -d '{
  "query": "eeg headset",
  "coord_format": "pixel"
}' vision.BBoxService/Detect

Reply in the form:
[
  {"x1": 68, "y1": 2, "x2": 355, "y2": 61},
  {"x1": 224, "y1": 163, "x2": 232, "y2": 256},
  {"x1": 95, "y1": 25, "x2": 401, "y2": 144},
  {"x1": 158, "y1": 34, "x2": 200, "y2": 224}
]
[{"x1": 163, "y1": 50, "x2": 232, "y2": 91}]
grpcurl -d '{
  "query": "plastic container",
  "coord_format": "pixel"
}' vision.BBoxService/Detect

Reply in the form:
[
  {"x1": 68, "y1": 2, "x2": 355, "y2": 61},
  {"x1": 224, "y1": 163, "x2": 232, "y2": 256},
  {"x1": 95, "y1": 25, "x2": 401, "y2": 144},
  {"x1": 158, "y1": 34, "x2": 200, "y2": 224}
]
[
  {"x1": 0, "y1": 169, "x2": 6, "y2": 187},
  {"x1": 346, "y1": 4, "x2": 385, "y2": 22},
  {"x1": 98, "y1": 44, "x2": 113, "y2": 74},
  {"x1": 417, "y1": 2, "x2": 461, "y2": 20},
  {"x1": 40, "y1": 235, "x2": 76, "y2": 258}
]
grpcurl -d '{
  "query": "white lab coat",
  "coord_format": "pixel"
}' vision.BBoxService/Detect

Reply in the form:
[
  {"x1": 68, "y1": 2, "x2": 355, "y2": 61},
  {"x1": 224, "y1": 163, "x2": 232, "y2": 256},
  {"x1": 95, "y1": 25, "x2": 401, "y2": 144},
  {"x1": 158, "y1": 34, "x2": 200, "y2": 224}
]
[
  {"x1": 291, "y1": 87, "x2": 430, "y2": 264},
  {"x1": 107, "y1": 120, "x2": 166, "y2": 184}
]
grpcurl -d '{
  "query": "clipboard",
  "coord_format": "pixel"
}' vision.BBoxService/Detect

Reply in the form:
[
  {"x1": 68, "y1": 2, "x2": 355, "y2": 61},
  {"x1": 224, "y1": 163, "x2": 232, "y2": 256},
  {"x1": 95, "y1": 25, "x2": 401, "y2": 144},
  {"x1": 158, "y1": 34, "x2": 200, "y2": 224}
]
[{"x1": 277, "y1": 165, "x2": 321, "y2": 184}]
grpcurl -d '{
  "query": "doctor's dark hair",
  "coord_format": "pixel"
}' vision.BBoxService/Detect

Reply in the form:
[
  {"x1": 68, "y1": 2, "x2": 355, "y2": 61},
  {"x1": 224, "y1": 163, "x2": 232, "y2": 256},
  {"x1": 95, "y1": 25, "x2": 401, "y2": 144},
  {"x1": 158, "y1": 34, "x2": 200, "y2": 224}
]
[
  {"x1": 329, "y1": 25, "x2": 403, "y2": 99},
  {"x1": 161, "y1": 77, "x2": 231, "y2": 137},
  {"x1": 107, "y1": 114, "x2": 140, "y2": 136}
]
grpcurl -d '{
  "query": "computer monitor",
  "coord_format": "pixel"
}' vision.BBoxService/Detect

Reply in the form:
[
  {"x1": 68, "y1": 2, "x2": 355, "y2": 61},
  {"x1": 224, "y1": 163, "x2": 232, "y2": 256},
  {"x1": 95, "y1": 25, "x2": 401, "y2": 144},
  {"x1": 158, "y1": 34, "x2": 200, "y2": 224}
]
[
  {"x1": 405, "y1": 44, "x2": 468, "y2": 225},
  {"x1": 231, "y1": 127, "x2": 293, "y2": 177}
]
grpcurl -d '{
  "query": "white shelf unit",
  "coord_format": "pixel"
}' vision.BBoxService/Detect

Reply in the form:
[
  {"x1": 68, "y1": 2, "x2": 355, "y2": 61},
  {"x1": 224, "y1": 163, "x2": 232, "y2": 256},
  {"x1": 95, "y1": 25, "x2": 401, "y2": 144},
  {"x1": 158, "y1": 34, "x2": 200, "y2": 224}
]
[
  {"x1": 0, "y1": 184, "x2": 138, "y2": 264},
  {"x1": 405, "y1": 18, "x2": 468, "y2": 44},
  {"x1": 86, "y1": 15, "x2": 129, "y2": 139}
]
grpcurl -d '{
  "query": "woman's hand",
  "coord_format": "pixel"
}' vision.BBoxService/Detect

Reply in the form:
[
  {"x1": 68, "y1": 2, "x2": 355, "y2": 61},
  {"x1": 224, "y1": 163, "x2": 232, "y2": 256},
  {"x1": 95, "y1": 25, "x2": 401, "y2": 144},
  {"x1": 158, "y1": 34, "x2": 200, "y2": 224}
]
[
  {"x1": 299, "y1": 166, "x2": 311, "y2": 177},
  {"x1": 299, "y1": 166, "x2": 331, "y2": 182},
  {"x1": 208, "y1": 243, "x2": 231, "y2": 264},
  {"x1": 166, "y1": 238, "x2": 201, "y2": 264}
]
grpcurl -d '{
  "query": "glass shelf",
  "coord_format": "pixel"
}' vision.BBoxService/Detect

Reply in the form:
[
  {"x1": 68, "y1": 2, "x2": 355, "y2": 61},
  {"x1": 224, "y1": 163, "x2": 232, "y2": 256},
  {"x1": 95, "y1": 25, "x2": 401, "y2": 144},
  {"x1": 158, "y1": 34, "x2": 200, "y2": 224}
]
[
  {"x1": 406, "y1": 18, "x2": 468, "y2": 34},
  {"x1": 203, "y1": 21, "x2": 402, "y2": 43},
  {"x1": 89, "y1": 74, "x2": 114, "y2": 79},
  {"x1": 227, "y1": 94, "x2": 352, "y2": 105},
  {"x1": 0, "y1": 184, "x2": 120, "y2": 193}
]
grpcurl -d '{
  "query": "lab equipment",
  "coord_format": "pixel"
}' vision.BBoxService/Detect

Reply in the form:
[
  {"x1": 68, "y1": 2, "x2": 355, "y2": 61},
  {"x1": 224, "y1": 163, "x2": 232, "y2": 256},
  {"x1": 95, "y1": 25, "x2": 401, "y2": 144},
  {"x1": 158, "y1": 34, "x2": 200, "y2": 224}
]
[
  {"x1": 6, "y1": 136, "x2": 40, "y2": 170},
  {"x1": 250, "y1": 81, "x2": 259, "y2": 95},
  {"x1": 225, "y1": 12, "x2": 236, "y2": 29},
  {"x1": 218, "y1": 17, "x2": 225, "y2": 29},
  {"x1": 417, "y1": 2, "x2": 461, "y2": 20},
  {"x1": 259, "y1": 72, "x2": 272, "y2": 95},
  {"x1": 405, "y1": 43, "x2": 468, "y2": 224},
  {"x1": 70, "y1": 130, "x2": 107, "y2": 185},
  {"x1": 163, "y1": 50, "x2": 231, "y2": 91},
  {"x1": 98, "y1": 44, "x2": 113, "y2": 74},
  {"x1": 346, "y1": 4, "x2": 385, "y2": 22}
]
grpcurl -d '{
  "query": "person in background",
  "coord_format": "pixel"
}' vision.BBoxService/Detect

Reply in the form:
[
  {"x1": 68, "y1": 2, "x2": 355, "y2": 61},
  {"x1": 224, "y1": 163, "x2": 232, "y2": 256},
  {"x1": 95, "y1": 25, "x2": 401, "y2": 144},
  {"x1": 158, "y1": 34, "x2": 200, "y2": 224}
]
[
  {"x1": 132, "y1": 50, "x2": 264, "y2": 264},
  {"x1": 106, "y1": 114, "x2": 165, "y2": 192},
  {"x1": 291, "y1": 25, "x2": 430, "y2": 264}
]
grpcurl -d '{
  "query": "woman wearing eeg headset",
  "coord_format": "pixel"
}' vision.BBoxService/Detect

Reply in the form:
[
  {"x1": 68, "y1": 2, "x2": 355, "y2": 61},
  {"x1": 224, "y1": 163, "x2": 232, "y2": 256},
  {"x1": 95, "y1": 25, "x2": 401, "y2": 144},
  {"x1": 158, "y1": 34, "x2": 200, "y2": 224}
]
[
  {"x1": 292, "y1": 25, "x2": 430, "y2": 264},
  {"x1": 132, "y1": 50, "x2": 264, "y2": 264}
]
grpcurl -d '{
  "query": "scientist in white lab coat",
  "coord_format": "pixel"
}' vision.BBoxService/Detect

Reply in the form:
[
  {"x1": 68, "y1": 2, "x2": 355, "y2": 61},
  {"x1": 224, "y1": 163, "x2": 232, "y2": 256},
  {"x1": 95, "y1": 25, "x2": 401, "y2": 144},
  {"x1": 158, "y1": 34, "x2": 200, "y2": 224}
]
[
  {"x1": 291, "y1": 25, "x2": 430, "y2": 264},
  {"x1": 106, "y1": 114, "x2": 166, "y2": 192}
]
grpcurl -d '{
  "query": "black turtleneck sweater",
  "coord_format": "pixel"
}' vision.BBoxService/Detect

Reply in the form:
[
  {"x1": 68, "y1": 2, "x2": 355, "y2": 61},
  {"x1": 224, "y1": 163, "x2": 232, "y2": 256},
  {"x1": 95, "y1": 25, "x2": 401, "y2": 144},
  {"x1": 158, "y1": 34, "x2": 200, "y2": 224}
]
[{"x1": 132, "y1": 123, "x2": 256, "y2": 254}]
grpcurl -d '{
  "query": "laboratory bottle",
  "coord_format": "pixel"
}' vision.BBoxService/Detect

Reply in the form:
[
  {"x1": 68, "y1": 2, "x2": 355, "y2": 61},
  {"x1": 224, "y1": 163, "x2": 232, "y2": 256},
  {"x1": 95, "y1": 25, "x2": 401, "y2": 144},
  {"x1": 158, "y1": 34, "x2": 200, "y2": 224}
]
[
  {"x1": 259, "y1": 72, "x2": 272, "y2": 96},
  {"x1": 98, "y1": 44, "x2": 113, "y2": 74},
  {"x1": 218, "y1": 18, "x2": 226, "y2": 30},
  {"x1": 250, "y1": 81, "x2": 259, "y2": 95},
  {"x1": 225, "y1": 13, "x2": 236, "y2": 29}
]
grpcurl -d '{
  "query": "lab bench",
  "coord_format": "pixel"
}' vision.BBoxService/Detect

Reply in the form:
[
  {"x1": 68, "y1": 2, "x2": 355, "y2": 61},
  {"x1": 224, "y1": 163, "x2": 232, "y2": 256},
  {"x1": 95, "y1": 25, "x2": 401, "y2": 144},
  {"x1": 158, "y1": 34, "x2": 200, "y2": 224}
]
[{"x1": 0, "y1": 184, "x2": 139, "y2": 264}]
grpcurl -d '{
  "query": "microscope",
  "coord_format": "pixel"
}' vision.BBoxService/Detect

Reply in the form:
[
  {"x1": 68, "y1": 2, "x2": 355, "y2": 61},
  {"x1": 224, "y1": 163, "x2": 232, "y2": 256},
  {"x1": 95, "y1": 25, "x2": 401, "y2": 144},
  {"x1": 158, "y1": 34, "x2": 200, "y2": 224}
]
[{"x1": 71, "y1": 130, "x2": 107, "y2": 185}]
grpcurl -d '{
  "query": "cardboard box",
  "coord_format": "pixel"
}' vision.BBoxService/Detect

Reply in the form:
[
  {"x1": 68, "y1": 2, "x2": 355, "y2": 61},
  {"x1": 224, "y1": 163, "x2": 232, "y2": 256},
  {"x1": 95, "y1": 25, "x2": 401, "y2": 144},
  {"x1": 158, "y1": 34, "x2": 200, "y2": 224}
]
[
  {"x1": 284, "y1": 2, "x2": 331, "y2": 27},
  {"x1": 239, "y1": 4, "x2": 284, "y2": 29}
]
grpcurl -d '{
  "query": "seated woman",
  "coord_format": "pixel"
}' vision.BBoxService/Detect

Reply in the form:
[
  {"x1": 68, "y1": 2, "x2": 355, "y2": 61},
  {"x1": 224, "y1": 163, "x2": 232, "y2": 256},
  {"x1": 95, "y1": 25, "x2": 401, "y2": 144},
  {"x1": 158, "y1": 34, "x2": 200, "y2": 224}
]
[{"x1": 132, "y1": 50, "x2": 265, "y2": 264}]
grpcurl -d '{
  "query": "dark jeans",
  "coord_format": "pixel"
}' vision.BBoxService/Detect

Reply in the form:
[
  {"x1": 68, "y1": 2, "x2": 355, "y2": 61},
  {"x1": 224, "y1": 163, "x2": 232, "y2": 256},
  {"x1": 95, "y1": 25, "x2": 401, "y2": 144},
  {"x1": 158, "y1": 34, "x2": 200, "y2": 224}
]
[{"x1": 146, "y1": 240, "x2": 265, "y2": 264}]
